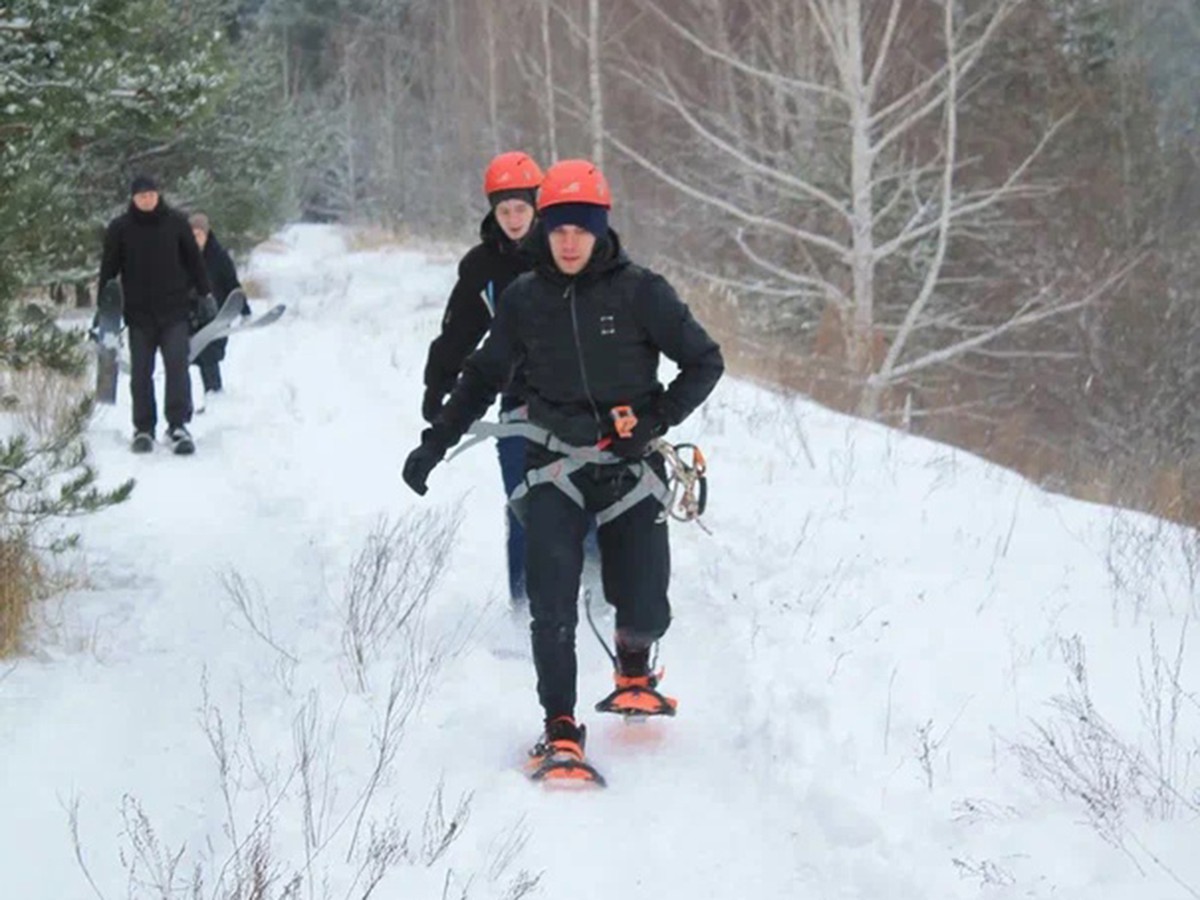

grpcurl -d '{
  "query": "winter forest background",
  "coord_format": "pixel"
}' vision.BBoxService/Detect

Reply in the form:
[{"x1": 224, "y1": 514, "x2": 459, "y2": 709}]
[{"x1": 3, "y1": 0, "x2": 1200, "y2": 529}]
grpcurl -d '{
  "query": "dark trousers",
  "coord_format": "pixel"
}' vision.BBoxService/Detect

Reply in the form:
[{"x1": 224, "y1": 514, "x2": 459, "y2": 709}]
[
  {"x1": 499, "y1": 437, "x2": 602, "y2": 606},
  {"x1": 198, "y1": 361, "x2": 223, "y2": 393},
  {"x1": 194, "y1": 336, "x2": 227, "y2": 393},
  {"x1": 128, "y1": 319, "x2": 192, "y2": 434},
  {"x1": 524, "y1": 456, "x2": 671, "y2": 721},
  {"x1": 497, "y1": 435, "x2": 529, "y2": 603}
]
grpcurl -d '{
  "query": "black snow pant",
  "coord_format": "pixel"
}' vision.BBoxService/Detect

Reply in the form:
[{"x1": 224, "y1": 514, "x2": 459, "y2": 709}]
[
  {"x1": 194, "y1": 336, "x2": 227, "y2": 393},
  {"x1": 524, "y1": 449, "x2": 672, "y2": 722},
  {"x1": 198, "y1": 359, "x2": 223, "y2": 393},
  {"x1": 128, "y1": 319, "x2": 192, "y2": 434}
]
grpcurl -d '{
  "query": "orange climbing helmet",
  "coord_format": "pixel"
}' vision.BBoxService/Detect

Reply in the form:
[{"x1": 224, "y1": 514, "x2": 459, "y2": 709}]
[
  {"x1": 537, "y1": 159, "x2": 612, "y2": 210},
  {"x1": 484, "y1": 151, "x2": 545, "y2": 196}
]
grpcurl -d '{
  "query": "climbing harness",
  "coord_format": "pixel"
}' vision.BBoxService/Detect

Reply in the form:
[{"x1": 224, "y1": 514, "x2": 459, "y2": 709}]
[{"x1": 445, "y1": 406, "x2": 709, "y2": 529}]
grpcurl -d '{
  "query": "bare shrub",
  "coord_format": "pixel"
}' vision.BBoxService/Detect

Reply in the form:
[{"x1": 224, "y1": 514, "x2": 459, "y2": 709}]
[
  {"x1": 1014, "y1": 633, "x2": 1200, "y2": 851},
  {"x1": 72, "y1": 672, "x2": 528, "y2": 900},
  {"x1": 0, "y1": 527, "x2": 44, "y2": 657},
  {"x1": 68, "y1": 514, "x2": 521, "y2": 899},
  {"x1": 1105, "y1": 512, "x2": 1170, "y2": 623},
  {"x1": 1104, "y1": 510, "x2": 1200, "y2": 622},
  {"x1": 0, "y1": 359, "x2": 117, "y2": 659},
  {"x1": 341, "y1": 509, "x2": 461, "y2": 692},
  {"x1": 222, "y1": 572, "x2": 299, "y2": 670},
  {"x1": 951, "y1": 856, "x2": 1016, "y2": 889},
  {"x1": 1, "y1": 362, "x2": 87, "y2": 441},
  {"x1": 1178, "y1": 527, "x2": 1200, "y2": 610},
  {"x1": 1138, "y1": 622, "x2": 1197, "y2": 821},
  {"x1": 913, "y1": 702, "x2": 971, "y2": 792}
]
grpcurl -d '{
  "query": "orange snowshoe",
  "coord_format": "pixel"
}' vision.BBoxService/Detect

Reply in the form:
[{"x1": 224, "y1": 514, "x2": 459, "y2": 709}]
[
  {"x1": 525, "y1": 716, "x2": 606, "y2": 788},
  {"x1": 594, "y1": 670, "x2": 678, "y2": 718}
]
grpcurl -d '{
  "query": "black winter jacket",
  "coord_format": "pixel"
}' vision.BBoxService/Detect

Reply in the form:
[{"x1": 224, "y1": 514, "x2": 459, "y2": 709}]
[
  {"x1": 191, "y1": 232, "x2": 246, "y2": 367},
  {"x1": 433, "y1": 227, "x2": 724, "y2": 449},
  {"x1": 422, "y1": 212, "x2": 532, "y2": 401},
  {"x1": 98, "y1": 201, "x2": 211, "y2": 328},
  {"x1": 202, "y1": 232, "x2": 243, "y2": 310}
]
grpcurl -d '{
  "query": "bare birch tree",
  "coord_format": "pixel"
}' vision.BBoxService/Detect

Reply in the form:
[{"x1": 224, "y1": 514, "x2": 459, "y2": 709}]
[
  {"x1": 619, "y1": 0, "x2": 1110, "y2": 416},
  {"x1": 519, "y1": 0, "x2": 611, "y2": 165},
  {"x1": 539, "y1": 0, "x2": 560, "y2": 160},
  {"x1": 483, "y1": 1, "x2": 502, "y2": 154},
  {"x1": 586, "y1": 0, "x2": 606, "y2": 167}
]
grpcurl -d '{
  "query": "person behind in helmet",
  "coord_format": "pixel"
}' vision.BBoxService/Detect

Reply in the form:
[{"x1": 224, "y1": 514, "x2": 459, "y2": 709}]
[
  {"x1": 403, "y1": 159, "x2": 724, "y2": 778},
  {"x1": 419, "y1": 151, "x2": 544, "y2": 610}
]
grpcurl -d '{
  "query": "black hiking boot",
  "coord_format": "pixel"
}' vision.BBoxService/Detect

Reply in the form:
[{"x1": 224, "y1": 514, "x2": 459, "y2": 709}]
[{"x1": 167, "y1": 425, "x2": 195, "y2": 456}]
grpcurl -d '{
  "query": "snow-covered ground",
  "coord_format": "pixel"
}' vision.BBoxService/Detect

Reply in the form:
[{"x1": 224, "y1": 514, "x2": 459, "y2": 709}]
[{"x1": 3, "y1": 225, "x2": 1199, "y2": 899}]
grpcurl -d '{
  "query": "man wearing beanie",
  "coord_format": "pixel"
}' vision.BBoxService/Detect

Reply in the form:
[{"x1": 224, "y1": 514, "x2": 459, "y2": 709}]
[
  {"x1": 403, "y1": 159, "x2": 724, "y2": 783},
  {"x1": 97, "y1": 175, "x2": 213, "y2": 454},
  {"x1": 419, "y1": 151, "x2": 545, "y2": 611}
]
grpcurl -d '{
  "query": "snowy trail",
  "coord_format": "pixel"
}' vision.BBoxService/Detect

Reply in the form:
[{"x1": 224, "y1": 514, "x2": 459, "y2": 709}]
[{"x1": 3, "y1": 225, "x2": 1199, "y2": 900}]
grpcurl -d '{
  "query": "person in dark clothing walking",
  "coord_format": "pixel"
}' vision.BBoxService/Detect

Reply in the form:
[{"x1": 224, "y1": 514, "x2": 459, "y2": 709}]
[
  {"x1": 421, "y1": 151, "x2": 544, "y2": 608},
  {"x1": 403, "y1": 159, "x2": 724, "y2": 783},
  {"x1": 189, "y1": 212, "x2": 247, "y2": 400},
  {"x1": 98, "y1": 175, "x2": 213, "y2": 454}
]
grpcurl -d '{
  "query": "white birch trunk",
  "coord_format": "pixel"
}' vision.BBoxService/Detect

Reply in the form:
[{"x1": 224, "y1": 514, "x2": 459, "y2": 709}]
[
  {"x1": 485, "y1": 2, "x2": 500, "y2": 154},
  {"x1": 840, "y1": 0, "x2": 877, "y2": 379},
  {"x1": 541, "y1": 0, "x2": 558, "y2": 160},
  {"x1": 587, "y1": 0, "x2": 605, "y2": 167}
]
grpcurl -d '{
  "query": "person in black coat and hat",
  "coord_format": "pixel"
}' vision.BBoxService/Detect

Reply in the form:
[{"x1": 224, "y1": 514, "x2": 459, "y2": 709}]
[
  {"x1": 98, "y1": 175, "x2": 213, "y2": 454},
  {"x1": 188, "y1": 212, "x2": 248, "y2": 401}
]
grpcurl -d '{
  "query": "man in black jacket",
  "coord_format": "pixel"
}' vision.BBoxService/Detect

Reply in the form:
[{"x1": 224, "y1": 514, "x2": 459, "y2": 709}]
[
  {"x1": 403, "y1": 159, "x2": 724, "y2": 778},
  {"x1": 189, "y1": 212, "x2": 247, "y2": 401},
  {"x1": 421, "y1": 151, "x2": 543, "y2": 609},
  {"x1": 98, "y1": 175, "x2": 212, "y2": 454}
]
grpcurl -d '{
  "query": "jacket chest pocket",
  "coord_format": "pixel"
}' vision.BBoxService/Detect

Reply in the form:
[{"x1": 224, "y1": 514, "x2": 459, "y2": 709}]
[{"x1": 585, "y1": 295, "x2": 635, "y2": 344}]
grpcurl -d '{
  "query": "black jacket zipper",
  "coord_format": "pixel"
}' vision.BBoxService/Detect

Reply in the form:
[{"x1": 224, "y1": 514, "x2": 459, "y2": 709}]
[{"x1": 567, "y1": 282, "x2": 605, "y2": 440}]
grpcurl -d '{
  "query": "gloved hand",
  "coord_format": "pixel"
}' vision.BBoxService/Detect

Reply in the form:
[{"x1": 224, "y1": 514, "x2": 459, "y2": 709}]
[
  {"x1": 421, "y1": 388, "x2": 445, "y2": 424},
  {"x1": 198, "y1": 293, "x2": 219, "y2": 323},
  {"x1": 402, "y1": 434, "x2": 447, "y2": 495},
  {"x1": 608, "y1": 411, "x2": 666, "y2": 459}
]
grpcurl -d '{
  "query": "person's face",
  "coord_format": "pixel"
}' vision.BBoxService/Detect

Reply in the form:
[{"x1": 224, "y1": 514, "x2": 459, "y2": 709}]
[
  {"x1": 132, "y1": 190, "x2": 159, "y2": 212},
  {"x1": 494, "y1": 199, "x2": 535, "y2": 241},
  {"x1": 192, "y1": 228, "x2": 208, "y2": 250},
  {"x1": 547, "y1": 225, "x2": 596, "y2": 276}
]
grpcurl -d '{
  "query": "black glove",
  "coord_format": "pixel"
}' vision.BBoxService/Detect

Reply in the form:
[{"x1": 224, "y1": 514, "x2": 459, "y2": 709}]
[
  {"x1": 421, "y1": 388, "x2": 445, "y2": 424},
  {"x1": 609, "y1": 411, "x2": 667, "y2": 459},
  {"x1": 402, "y1": 432, "x2": 449, "y2": 496},
  {"x1": 198, "y1": 293, "x2": 219, "y2": 323}
]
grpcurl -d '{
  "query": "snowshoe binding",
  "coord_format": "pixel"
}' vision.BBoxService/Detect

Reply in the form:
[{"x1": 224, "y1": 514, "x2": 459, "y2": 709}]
[
  {"x1": 596, "y1": 637, "x2": 678, "y2": 719},
  {"x1": 595, "y1": 670, "x2": 678, "y2": 718},
  {"x1": 525, "y1": 716, "x2": 606, "y2": 788}
]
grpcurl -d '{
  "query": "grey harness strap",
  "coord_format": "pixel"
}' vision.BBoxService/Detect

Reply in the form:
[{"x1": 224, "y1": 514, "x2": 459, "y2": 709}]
[{"x1": 445, "y1": 409, "x2": 671, "y2": 524}]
